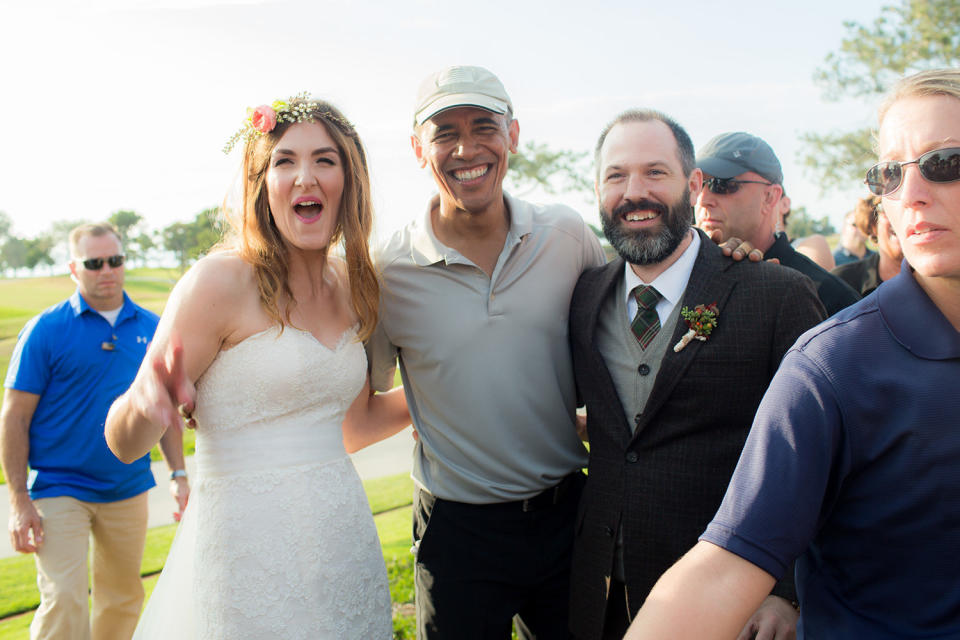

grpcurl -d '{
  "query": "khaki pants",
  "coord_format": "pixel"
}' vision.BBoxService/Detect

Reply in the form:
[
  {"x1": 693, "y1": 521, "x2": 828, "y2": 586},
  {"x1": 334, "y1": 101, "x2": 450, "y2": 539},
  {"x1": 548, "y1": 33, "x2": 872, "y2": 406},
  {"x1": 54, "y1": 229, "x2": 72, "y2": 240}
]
[{"x1": 30, "y1": 493, "x2": 148, "y2": 640}]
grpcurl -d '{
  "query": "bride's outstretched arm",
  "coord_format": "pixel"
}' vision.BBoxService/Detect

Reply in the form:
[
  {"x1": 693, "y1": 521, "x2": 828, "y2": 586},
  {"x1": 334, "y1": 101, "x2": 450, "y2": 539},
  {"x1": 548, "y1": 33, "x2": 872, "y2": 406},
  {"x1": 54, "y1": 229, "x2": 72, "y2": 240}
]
[
  {"x1": 106, "y1": 254, "x2": 241, "y2": 463},
  {"x1": 341, "y1": 380, "x2": 410, "y2": 453},
  {"x1": 107, "y1": 335, "x2": 195, "y2": 463}
]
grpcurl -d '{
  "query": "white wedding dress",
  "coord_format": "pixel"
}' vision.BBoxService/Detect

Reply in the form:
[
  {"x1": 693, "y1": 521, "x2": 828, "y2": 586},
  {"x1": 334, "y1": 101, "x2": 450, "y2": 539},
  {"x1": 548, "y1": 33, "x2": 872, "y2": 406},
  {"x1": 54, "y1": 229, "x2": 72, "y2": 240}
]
[{"x1": 134, "y1": 325, "x2": 392, "y2": 639}]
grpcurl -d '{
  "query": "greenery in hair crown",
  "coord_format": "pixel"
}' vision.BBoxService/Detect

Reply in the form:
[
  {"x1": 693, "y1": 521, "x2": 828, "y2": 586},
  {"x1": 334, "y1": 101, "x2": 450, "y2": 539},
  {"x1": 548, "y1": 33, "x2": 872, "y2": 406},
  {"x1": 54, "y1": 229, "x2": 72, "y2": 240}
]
[{"x1": 223, "y1": 91, "x2": 320, "y2": 154}]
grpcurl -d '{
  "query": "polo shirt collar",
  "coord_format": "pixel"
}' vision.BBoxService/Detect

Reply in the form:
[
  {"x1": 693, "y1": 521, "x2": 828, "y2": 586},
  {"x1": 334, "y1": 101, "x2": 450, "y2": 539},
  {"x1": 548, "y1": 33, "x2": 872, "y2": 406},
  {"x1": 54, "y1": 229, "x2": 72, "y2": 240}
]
[
  {"x1": 409, "y1": 191, "x2": 531, "y2": 267},
  {"x1": 878, "y1": 260, "x2": 960, "y2": 359},
  {"x1": 69, "y1": 290, "x2": 138, "y2": 323}
]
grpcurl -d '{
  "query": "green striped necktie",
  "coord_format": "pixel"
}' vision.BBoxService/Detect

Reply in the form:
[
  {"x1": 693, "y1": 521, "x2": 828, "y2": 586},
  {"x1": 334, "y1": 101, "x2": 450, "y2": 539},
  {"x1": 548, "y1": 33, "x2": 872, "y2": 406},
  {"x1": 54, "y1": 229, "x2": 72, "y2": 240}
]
[{"x1": 631, "y1": 285, "x2": 662, "y2": 349}]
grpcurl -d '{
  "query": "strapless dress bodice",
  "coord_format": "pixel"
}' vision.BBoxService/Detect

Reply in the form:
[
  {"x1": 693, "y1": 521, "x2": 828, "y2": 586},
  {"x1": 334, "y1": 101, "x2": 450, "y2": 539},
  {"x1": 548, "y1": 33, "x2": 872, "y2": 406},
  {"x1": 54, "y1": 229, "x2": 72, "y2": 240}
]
[{"x1": 192, "y1": 325, "x2": 365, "y2": 476}]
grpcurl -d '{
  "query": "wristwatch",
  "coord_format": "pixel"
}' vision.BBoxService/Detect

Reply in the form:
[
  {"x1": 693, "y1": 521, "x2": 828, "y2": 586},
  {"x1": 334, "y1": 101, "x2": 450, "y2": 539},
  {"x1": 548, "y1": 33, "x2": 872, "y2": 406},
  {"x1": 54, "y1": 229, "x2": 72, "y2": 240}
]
[{"x1": 170, "y1": 469, "x2": 188, "y2": 481}]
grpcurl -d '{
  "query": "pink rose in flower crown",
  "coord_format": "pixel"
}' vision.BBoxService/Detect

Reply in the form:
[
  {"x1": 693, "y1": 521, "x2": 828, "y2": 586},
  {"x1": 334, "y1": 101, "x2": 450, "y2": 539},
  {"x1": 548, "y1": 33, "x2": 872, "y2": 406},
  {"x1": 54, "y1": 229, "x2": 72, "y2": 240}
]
[{"x1": 250, "y1": 105, "x2": 277, "y2": 133}]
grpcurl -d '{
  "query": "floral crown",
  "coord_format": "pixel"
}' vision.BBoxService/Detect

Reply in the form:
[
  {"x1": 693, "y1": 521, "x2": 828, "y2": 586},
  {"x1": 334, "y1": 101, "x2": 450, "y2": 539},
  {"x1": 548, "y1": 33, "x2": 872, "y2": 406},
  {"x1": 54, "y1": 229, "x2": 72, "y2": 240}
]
[{"x1": 222, "y1": 92, "x2": 353, "y2": 154}]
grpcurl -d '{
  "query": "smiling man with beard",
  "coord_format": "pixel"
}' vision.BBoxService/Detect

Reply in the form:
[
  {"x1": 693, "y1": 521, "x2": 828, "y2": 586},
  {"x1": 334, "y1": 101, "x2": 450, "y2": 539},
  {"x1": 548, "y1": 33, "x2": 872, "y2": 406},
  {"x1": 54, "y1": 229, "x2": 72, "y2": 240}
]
[{"x1": 566, "y1": 110, "x2": 826, "y2": 640}]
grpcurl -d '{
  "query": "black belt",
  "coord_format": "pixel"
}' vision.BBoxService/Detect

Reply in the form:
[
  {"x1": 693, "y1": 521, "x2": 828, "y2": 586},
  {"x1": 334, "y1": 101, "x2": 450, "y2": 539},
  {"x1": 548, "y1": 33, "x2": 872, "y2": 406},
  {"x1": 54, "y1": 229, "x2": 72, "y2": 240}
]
[
  {"x1": 423, "y1": 472, "x2": 583, "y2": 513},
  {"x1": 519, "y1": 471, "x2": 582, "y2": 512}
]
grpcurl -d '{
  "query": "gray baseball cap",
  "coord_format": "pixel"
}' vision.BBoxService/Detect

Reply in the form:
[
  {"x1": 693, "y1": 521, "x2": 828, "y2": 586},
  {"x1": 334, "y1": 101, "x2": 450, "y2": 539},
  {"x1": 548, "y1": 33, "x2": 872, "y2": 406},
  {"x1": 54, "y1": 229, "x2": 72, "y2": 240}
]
[
  {"x1": 413, "y1": 65, "x2": 513, "y2": 128},
  {"x1": 696, "y1": 132, "x2": 783, "y2": 184}
]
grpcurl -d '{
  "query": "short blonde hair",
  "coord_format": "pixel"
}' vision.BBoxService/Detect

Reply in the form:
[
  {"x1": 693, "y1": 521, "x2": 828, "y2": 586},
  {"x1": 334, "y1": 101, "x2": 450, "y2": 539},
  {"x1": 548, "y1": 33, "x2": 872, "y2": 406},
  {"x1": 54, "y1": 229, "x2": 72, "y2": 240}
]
[
  {"x1": 878, "y1": 68, "x2": 960, "y2": 125},
  {"x1": 68, "y1": 223, "x2": 122, "y2": 258}
]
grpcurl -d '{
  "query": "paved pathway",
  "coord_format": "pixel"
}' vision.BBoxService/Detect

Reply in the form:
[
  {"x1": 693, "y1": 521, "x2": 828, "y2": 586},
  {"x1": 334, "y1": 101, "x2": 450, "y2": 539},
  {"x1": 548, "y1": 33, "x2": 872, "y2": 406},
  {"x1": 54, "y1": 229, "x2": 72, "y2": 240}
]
[{"x1": 0, "y1": 427, "x2": 414, "y2": 559}]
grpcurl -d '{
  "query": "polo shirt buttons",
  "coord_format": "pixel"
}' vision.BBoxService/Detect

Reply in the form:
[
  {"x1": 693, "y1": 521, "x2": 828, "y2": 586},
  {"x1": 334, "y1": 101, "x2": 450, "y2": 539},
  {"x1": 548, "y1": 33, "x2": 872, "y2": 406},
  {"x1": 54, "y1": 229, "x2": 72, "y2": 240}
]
[
  {"x1": 637, "y1": 363, "x2": 651, "y2": 376},
  {"x1": 604, "y1": 526, "x2": 615, "y2": 537},
  {"x1": 625, "y1": 451, "x2": 639, "y2": 463}
]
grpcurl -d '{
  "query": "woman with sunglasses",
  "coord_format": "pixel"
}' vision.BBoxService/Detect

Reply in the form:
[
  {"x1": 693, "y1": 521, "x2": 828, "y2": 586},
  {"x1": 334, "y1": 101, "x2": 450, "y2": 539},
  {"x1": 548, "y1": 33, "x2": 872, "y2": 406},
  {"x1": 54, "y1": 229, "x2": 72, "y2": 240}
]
[
  {"x1": 624, "y1": 68, "x2": 960, "y2": 639},
  {"x1": 104, "y1": 96, "x2": 410, "y2": 639}
]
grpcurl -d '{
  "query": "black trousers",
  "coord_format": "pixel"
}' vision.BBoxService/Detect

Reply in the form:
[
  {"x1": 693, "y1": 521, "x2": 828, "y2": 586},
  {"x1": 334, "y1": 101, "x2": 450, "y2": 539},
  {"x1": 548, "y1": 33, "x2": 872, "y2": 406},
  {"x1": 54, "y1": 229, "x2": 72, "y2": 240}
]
[
  {"x1": 600, "y1": 578, "x2": 632, "y2": 640},
  {"x1": 413, "y1": 473, "x2": 584, "y2": 640}
]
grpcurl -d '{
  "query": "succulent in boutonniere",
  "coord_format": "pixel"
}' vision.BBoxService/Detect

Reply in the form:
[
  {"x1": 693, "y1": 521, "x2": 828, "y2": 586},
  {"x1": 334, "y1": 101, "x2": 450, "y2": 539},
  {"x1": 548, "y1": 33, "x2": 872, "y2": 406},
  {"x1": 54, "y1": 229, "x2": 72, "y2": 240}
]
[{"x1": 673, "y1": 303, "x2": 719, "y2": 352}]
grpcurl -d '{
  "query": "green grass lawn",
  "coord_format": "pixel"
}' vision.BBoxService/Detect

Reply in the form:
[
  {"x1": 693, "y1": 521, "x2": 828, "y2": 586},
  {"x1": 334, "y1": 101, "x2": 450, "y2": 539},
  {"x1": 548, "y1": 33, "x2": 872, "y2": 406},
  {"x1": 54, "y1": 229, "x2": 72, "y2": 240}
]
[{"x1": 0, "y1": 473, "x2": 416, "y2": 638}]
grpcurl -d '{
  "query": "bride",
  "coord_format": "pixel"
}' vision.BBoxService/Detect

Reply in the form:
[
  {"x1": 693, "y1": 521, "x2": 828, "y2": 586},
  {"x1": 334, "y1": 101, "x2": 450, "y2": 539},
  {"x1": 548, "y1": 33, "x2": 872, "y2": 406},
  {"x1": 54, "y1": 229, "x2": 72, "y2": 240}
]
[{"x1": 106, "y1": 95, "x2": 409, "y2": 639}]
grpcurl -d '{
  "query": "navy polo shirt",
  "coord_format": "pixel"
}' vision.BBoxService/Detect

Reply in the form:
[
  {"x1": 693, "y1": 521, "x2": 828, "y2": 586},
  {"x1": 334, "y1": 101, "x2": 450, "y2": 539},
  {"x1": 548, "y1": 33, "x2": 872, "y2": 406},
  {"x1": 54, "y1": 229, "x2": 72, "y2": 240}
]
[
  {"x1": 5, "y1": 291, "x2": 159, "y2": 502},
  {"x1": 702, "y1": 261, "x2": 960, "y2": 638}
]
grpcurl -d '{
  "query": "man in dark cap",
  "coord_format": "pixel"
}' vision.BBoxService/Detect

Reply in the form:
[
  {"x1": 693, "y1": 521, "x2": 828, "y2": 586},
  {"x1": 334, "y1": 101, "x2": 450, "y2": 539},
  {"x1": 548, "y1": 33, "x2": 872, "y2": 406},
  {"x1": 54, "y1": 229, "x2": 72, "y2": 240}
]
[{"x1": 695, "y1": 132, "x2": 860, "y2": 315}]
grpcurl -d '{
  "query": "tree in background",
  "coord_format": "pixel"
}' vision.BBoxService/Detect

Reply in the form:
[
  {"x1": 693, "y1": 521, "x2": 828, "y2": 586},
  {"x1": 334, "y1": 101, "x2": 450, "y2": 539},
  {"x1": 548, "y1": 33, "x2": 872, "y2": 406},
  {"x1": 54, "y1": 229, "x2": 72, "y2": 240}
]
[
  {"x1": 2, "y1": 237, "x2": 27, "y2": 277},
  {"x1": 188, "y1": 208, "x2": 221, "y2": 261},
  {"x1": 131, "y1": 231, "x2": 156, "y2": 268},
  {"x1": 507, "y1": 141, "x2": 592, "y2": 200},
  {"x1": 47, "y1": 219, "x2": 91, "y2": 263},
  {"x1": 108, "y1": 210, "x2": 143, "y2": 241},
  {"x1": 506, "y1": 140, "x2": 612, "y2": 254},
  {"x1": 24, "y1": 235, "x2": 55, "y2": 274},
  {"x1": 786, "y1": 206, "x2": 836, "y2": 240},
  {"x1": 162, "y1": 222, "x2": 193, "y2": 274},
  {"x1": 0, "y1": 212, "x2": 12, "y2": 275},
  {"x1": 162, "y1": 207, "x2": 222, "y2": 273},
  {"x1": 800, "y1": 0, "x2": 960, "y2": 192}
]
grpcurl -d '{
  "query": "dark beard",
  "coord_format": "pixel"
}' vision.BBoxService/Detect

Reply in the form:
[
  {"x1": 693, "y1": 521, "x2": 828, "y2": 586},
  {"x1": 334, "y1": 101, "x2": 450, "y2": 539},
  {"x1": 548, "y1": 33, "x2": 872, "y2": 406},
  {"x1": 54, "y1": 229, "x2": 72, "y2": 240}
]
[{"x1": 600, "y1": 188, "x2": 693, "y2": 265}]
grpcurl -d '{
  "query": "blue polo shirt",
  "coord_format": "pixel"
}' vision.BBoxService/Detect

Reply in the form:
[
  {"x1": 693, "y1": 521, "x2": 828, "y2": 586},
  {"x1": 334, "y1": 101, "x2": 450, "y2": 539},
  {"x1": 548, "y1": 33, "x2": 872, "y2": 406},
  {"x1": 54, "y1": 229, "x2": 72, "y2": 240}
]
[
  {"x1": 5, "y1": 290, "x2": 159, "y2": 502},
  {"x1": 702, "y1": 261, "x2": 960, "y2": 638}
]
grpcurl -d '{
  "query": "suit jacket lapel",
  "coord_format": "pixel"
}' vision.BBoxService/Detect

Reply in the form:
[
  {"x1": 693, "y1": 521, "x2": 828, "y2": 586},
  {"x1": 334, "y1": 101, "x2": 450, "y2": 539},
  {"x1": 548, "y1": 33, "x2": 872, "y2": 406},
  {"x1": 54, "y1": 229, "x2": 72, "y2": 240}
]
[
  {"x1": 631, "y1": 232, "x2": 737, "y2": 440},
  {"x1": 581, "y1": 258, "x2": 636, "y2": 443}
]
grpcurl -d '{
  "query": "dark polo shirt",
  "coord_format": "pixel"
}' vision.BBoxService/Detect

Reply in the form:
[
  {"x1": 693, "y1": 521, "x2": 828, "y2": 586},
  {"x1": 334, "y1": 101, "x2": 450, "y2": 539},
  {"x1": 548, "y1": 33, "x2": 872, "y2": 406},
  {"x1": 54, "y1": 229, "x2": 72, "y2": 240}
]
[
  {"x1": 703, "y1": 261, "x2": 960, "y2": 638},
  {"x1": 765, "y1": 232, "x2": 860, "y2": 316},
  {"x1": 832, "y1": 252, "x2": 883, "y2": 296}
]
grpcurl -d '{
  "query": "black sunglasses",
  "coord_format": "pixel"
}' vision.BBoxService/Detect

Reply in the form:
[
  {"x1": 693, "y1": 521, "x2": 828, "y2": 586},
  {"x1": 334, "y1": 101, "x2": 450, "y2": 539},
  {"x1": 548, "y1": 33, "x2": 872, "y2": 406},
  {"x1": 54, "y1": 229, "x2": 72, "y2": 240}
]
[
  {"x1": 703, "y1": 177, "x2": 773, "y2": 195},
  {"x1": 78, "y1": 255, "x2": 125, "y2": 270},
  {"x1": 865, "y1": 147, "x2": 960, "y2": 196}
]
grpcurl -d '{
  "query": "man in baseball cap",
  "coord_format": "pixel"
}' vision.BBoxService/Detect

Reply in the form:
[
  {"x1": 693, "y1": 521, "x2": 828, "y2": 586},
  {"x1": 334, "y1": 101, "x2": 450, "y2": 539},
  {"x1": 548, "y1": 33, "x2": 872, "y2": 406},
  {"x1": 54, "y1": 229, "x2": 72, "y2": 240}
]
[
  {"x1": 413, "y1": 65, "x2": 513, "y2": 127},
  {"x1": 695, "y1": 132, "x2": 859, "y2": 315},
  {"x1": 368, "y1": 66, "x2": 606, "y2": 638}
]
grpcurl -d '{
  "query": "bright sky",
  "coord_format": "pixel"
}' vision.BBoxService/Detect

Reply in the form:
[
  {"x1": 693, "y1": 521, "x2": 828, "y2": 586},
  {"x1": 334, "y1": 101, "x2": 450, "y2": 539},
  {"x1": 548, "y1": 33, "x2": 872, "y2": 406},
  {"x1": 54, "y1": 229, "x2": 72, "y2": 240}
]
[{"x1": 1, "y1": 0, "x2": 886, "y2": 247}]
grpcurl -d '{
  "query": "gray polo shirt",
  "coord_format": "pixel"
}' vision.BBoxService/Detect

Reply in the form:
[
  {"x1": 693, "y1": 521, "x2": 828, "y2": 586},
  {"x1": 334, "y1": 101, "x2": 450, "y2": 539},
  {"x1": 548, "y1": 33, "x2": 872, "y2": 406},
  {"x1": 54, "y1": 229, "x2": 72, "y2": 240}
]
[{"x1": 368, "y1": 193, "x2": 606, "y2": 503}]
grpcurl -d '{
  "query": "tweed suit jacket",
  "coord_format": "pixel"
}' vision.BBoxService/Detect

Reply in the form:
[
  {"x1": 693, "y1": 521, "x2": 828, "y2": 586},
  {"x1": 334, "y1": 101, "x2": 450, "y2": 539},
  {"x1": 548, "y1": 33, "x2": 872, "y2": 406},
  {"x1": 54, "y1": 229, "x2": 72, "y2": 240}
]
[{"x1": 567, "y1": 231, "x2": 826, "y2": 640}]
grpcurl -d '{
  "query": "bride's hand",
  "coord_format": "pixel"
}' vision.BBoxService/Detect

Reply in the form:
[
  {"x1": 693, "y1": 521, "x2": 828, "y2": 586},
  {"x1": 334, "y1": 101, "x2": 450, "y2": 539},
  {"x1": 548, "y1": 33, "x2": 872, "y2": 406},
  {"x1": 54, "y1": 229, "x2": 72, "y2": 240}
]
[
  {"x1": 147, "y1": 333, "x2": 197, "y2": 433},
  {"x1": 127, "y1": 334, "x2": 195, "y2": 434}
]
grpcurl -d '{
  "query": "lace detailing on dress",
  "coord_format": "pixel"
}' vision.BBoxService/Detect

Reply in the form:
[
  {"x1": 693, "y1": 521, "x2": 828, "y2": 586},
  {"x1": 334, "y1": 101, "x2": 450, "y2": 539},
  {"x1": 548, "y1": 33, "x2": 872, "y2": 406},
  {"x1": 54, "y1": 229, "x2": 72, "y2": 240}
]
[
  {"x1": 193, "y1": 458, "x2": 391, "y2": 639},
  {"x1": 134, "y1": 326, "x2": 391, "y2": 639},
  {"x1": 194, "y1": 325, "x2": 362, "y2": 437}
]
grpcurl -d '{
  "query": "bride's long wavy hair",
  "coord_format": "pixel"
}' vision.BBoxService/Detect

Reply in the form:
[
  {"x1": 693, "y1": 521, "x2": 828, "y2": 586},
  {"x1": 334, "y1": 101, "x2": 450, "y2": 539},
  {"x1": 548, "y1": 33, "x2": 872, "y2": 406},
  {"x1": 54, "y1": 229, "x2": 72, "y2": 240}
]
[{"x1": 223, "y1": 98, "x2": 379, "y2": 341}]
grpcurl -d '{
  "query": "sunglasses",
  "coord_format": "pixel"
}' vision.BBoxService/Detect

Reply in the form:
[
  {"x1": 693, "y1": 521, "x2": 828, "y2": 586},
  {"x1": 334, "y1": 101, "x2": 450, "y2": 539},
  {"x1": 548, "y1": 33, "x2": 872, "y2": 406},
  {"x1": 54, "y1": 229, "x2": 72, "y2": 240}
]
[
  {"x1": 78, "y1": 255, "x2": 125, "y2": 270},
  {"x1": 865, "y1": 147, "x2": 960, "y2": 196},
  {"x1": 703, "y1": 177, "x2": 773, "y2": 195}
]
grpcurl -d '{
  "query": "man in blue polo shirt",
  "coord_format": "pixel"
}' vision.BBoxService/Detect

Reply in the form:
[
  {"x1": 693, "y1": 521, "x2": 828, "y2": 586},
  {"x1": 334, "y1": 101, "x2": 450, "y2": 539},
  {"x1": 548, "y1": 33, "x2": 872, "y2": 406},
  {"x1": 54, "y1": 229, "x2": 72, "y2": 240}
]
[
  {"x1": 625, "y1": 68, "x2": 960, "y2": 639},
  {"x1": 1, "y1": 223, "x2": 188, "y2": 640}
]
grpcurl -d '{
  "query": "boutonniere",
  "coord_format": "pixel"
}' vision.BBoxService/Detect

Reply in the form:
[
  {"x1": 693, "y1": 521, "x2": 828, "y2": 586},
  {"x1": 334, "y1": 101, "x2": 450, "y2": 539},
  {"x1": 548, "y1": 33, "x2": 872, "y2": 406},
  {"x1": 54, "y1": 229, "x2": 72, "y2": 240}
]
[{"x1": 673, "y1": 303, "x2": 719, "y2": 352}]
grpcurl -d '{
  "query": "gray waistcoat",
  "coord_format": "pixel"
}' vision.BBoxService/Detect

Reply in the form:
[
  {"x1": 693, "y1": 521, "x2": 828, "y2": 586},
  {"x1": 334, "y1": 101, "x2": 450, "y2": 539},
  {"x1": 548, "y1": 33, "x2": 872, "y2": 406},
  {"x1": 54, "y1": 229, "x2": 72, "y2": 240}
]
[{"x1": 596, "y1": 278, "x2": 684, "y2": 434}]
